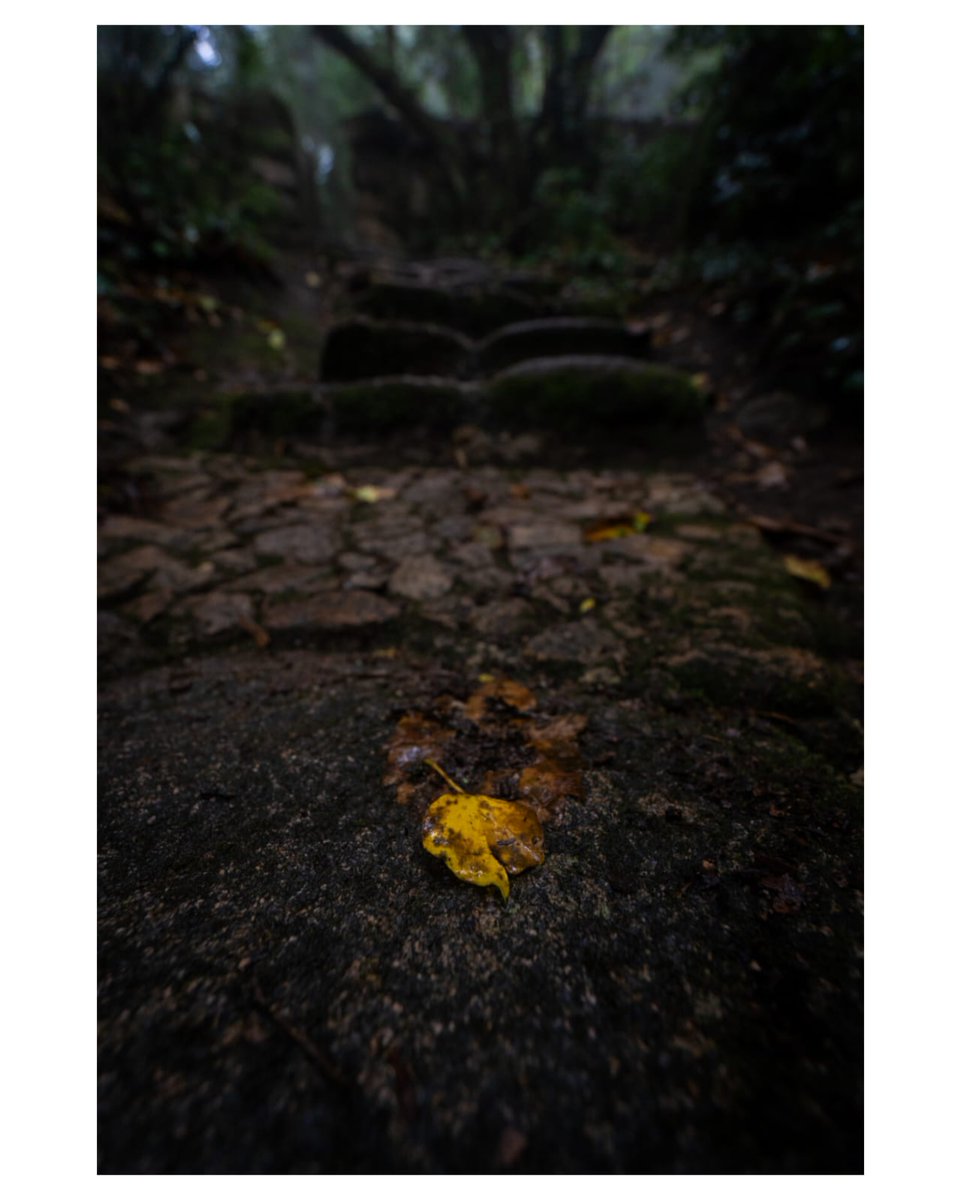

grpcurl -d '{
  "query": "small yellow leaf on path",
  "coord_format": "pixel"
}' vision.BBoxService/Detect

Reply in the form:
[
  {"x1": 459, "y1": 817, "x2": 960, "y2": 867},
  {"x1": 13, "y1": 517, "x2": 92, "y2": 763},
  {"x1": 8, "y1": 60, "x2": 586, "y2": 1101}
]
[
  {"x1": 422, "y1": 791, "x2": 545, "y2": 901},
  {"x1": 584, "y1": 511, "x2": 652, "y2": 542},
  {"x1": 351, "y1": 484, "x2": 396, "y2": 504},
  {"x1": 784, "y1": 554, "x2": 831, "y2": 589},
  {"x1": 579, "y1": 597, "x2": 596, "y2": 614}
]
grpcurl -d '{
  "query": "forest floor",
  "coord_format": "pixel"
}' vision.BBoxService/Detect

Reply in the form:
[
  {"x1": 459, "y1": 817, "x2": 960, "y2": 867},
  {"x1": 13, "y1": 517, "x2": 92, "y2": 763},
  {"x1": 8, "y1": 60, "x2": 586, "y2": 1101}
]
[{"x1": 97, "y1": 252, "x2": 862, "y2": 1173}]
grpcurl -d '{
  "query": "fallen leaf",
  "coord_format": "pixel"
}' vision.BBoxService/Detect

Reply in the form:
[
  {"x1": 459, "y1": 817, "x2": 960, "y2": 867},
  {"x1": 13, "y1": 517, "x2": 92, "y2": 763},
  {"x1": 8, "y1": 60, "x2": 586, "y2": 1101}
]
[
  {"x1": 755, "y1": 461, "x2": 790, "y2": 489},
  {"x1": 579, "y1": 597, "x2": 597, "y2": 614},
  {"x1": 422, "y1": 762, "x2": 544, "y2": 901},
  {"x1": 784, "y1": 554, "x2": 831, "y2": 589},
  {"x1": 584, "y1": 511, "x2": 652, "y2": 543},
  {"x1": 351, "y1": 484, "x2": 396, "y2": 504},
  {"x1": 518, "y1": 761, "x2": 583, "y2": 814},
  {"x1": 384, "y1": 714, "x2": 455, "y2": 792},
  {"x1": 237, "y1": 614, "x2": 271, "y2": 649},
  {"x1": 527, "y1": 713, "x2": 587, "y2": 761},
  {"x1": 465, "y1": 678, "x2": 537, "y2": 723}
]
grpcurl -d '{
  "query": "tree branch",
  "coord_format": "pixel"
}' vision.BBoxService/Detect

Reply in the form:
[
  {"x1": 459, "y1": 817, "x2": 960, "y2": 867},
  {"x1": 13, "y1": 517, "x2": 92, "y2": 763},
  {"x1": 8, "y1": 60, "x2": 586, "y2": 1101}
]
[{"x1": 312, "y1": 26, "x2": 441, "y2": 151}]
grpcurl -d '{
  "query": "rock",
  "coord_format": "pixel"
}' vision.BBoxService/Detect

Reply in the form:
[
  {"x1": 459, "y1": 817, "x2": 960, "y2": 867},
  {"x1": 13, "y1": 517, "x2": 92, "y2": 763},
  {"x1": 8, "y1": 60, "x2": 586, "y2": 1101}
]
[
  {"x1": 224, "y1": 563, "x2": 333, "y2": 595},
  {"x1": 388, "y1": 555, "x2": 452, "y2": 601},
  {"x1": 508, "y1": 522, "x2": 582, "y2": 551},
  {"x1": 98, "y1": 545, "x2": 216, "y2": 599},
  {"x1": 469, "y1": 597, "x2": 533, "y2": 636},
  {"x1": 320, "y1": 317, "x2": 472, "y2": 381},
  {"x1": 98, "y1": 515, "x2": 185, "y2": 547},
  {"x1": 265, "y1": 590, "x2": 400, "y2": 631},
  {"x1": 733, "y1": 391, "x2": 828, "y2": 443},
  {"x1": 252, "y1": 523, "x2": 340, "y2": 565},
  {"x1": 160, "y1": 491, "x2": 232, "y2": 529},
  {"x1": 601, "y1": 535, "x2": 690, "y2": 569},
  {"x1": 525, "y1": 618, "x2": 624, "y2": 665},
  {"x1": 176, "y1": 591, "x2": 256, "y2": 637},
  {"x1": 122, "y1": 590, "x2": 173, "y2": 624}
]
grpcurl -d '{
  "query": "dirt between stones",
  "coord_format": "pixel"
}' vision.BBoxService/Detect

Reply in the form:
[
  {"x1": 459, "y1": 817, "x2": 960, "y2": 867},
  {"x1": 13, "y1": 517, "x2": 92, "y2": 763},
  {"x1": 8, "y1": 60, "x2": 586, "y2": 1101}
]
[{"x1": 98, "y1": 446, "x2": 862, "y2": 1172}]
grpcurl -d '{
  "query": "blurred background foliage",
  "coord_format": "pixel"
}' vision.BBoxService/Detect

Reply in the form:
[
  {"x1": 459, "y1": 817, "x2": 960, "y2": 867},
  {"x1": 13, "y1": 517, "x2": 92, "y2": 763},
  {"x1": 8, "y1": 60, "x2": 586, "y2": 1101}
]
[{"x1": 98, "y1": 24, "x2": 862, "y2": 405}]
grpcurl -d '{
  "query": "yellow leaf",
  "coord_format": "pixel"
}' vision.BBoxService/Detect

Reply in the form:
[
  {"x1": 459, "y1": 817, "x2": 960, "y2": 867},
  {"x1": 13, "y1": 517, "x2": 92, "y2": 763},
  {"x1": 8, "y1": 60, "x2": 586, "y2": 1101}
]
[
  {"x1": 267, "y1": 329, "x2": 286, "y2": 351},
  {"x1": 422, "y1": 760, "x2": 544, "y2": 901},
  {"x1": 584, "y1": 511, "x2": 652, "y2": 542},
  {"x1": 351, "y1": 484, "x2": 396, "y2": 504},
  {"x1": 784, "y1": 554, "x2": 831, "y2": 589},
  {"x1": 579, "y1": 597, "x2": 596, "y2": 614}
]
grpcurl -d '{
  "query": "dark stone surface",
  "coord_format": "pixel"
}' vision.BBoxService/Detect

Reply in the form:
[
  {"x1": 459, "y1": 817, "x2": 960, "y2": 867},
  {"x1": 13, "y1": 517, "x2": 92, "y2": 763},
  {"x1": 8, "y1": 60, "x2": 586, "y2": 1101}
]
[
  {"x1": 99, "y1": 457, "x2": 862, "y2": 1174},
  {"x1": 321, "y1": 318, "x2": 472, "y2": 382},
  {"x1": 476, "y1": 319, "x2": 653, "y2": 375},
  {"x1": 354, "y1": 279, "x2": 542, "y2": 337},
  {"x1": 99, "y1": 645, "x2": 862, "y2": 1174}
]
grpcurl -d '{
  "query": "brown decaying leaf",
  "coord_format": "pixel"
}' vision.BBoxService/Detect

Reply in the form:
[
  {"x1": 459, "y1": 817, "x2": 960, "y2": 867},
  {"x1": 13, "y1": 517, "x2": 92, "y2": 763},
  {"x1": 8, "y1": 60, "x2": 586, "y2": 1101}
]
[
  {"x1": 384, "y1": 714, "x2": 455, "y2": 792},
  {"x1": 518, "y1": 761, "x2": 583, "y2": 814},
  {"x1": 465, "y1": 677, "x2": 537, "y2": 724}
]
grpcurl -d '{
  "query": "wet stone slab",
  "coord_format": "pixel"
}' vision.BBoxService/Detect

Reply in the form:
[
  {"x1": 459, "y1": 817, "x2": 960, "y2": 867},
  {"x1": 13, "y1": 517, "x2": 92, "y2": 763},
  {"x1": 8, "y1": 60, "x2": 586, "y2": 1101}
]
[{"x1": 98, "y1": 448, "x2": 861, "y2": 1172}]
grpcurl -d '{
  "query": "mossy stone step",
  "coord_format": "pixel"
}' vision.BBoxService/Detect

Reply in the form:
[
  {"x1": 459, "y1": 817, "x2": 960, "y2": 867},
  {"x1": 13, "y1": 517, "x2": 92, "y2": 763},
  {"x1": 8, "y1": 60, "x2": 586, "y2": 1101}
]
[
  {"x1": 485, "y1": 356, "x2": 706, "y2": 430},
  {"x1": 475, "y1": 318, "x2": 653, "y2": 375},
  {"x1": 353, "y1": 278, "x2": 541, "y2": 336},
  {"x1": 320, "y1": 317, "x2": 472, "y2": 382}
]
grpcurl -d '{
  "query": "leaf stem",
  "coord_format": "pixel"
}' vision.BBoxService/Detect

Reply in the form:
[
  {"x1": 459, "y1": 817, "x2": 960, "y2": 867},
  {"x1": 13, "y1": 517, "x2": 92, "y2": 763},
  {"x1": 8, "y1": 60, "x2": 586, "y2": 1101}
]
[{"x1": 424, "y1": 758, "x2": 465, "y2": 793}]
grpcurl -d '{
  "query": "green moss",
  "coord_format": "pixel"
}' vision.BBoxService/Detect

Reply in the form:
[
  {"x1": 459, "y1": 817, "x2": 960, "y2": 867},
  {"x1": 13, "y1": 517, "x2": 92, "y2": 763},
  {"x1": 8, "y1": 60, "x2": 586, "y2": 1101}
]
[
  {"x1": 325, "y1": 378, "x2": 468, "y2": 433},
  {"x1": 485, "y1": 359, "x2": 705, "y2": 432},
  {"x1": 187, "y1": 389, "x2": 320, "y2": 450}
]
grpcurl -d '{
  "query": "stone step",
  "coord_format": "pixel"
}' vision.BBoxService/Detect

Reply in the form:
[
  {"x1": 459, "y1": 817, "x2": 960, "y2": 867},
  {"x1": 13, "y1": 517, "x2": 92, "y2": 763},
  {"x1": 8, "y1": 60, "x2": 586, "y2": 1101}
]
[
  {"x1": 353, "y1": 277, "x2": 543, "y2": 335},
  {"x1": 322, "y1": 356, "x2": 704, "y2": 436},
  {"x1": 320, "y1": 318, "x2": 473, "y2": 382},
  {"x1": 475, "y1": 318, "x2": 653, "y2": 375},
  {"x1": 320, "y1": 316, "x2": 654, "y2": 382}
]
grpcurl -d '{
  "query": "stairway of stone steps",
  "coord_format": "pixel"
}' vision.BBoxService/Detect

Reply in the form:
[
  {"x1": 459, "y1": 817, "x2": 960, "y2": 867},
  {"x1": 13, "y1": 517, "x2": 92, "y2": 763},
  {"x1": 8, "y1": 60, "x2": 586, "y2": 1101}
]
[{"x1": 316, "y1": 259, "x2": 706, "y2": 439}]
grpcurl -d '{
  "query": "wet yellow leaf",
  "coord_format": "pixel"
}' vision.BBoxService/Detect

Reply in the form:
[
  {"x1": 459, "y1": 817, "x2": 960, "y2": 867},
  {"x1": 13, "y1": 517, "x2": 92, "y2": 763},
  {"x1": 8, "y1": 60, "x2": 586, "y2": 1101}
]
[
  {"x1": 351, "y1": 484, "x2": 396, "y2": 504},
  {"x1": 784, "y1": 554, "x2": 831, "y2": 589},
  {"x1": 422, "y1": 786, "x2": 545, "y2": 902},
  {"x1": 584, "y1": 511, "x2": 652, "y2": 542}
]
